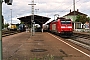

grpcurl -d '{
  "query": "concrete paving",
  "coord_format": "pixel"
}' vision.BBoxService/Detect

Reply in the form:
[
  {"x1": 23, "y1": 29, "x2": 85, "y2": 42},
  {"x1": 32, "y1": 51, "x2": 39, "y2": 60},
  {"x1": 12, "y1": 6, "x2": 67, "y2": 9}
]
[{"x1": 2, "y1": 32, "x2": 90, "y2": 60}]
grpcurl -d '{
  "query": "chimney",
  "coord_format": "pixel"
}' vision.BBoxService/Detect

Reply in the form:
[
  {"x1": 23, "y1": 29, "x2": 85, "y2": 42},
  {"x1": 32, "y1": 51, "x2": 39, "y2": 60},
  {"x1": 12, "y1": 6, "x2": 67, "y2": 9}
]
[
  {"x1": 70, "y1": 9, "x2": 71, "y2": 13},
  {"x1": 77, "y1": 9, "x2": 79, "y2": 12}
]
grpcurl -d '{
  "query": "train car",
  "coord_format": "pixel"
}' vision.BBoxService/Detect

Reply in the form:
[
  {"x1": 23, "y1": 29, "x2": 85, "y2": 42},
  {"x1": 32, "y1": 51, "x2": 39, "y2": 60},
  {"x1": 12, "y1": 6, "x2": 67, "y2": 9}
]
[
  {"x1": 43, "y1": 25, "x2": 49, "y2": 32},
  {"x1": 18, "y1": 24, "x2": 26, "y2": 32},
  {"x1": 50, "y1": 17, "x2": 73, "y2": 36},
  {"x1": 8, "y1": 24, "x2": 17, "y2": 31}
]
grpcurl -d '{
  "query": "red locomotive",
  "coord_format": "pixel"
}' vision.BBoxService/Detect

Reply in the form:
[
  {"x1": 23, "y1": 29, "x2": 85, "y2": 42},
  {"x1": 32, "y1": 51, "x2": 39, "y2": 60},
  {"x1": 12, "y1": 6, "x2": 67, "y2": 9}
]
[{"x1": 50, "y1": 17, "x2": 73, "y2": 36}]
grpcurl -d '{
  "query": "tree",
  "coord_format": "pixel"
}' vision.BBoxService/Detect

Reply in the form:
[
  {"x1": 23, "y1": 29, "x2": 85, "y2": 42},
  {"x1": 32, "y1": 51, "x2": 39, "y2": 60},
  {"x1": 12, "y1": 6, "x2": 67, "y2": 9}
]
[
  {"x1": 4, "y1": 23, "x2": 9, "y2": 28},
  {"x1": 75, "y1": 15, "x2": 90, "y2": 24}
]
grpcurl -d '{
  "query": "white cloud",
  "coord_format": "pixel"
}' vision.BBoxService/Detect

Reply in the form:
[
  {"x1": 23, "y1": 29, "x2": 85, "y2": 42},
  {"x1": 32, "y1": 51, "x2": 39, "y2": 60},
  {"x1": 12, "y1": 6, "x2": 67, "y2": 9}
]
[
  {"x1": 12, "y1": 18, "x2": 20, "y2": 24},
  {"x1": 2, "y1": 0, "x2": 90, "y2": 24}
]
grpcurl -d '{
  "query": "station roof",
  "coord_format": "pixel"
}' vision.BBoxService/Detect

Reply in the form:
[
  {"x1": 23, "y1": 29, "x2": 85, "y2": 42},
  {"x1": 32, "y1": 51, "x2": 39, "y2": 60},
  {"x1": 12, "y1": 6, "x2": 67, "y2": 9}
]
[
  {"x1": 17, "y1": 15, "x2": 51, "y2": 25},
  {"x1": 64, "y1": 9, "x2": 87, "y2": 16}
]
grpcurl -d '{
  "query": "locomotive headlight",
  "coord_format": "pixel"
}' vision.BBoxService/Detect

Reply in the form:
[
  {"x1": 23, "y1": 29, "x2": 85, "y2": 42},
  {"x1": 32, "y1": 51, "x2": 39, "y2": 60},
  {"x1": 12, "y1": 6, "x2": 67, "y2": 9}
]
[
  {"x1": 68, "y1": 26, "x2": 72, "y2": 28},
  {"x1": 61, "y1": 26, "x2": 65, "y2": 28}
]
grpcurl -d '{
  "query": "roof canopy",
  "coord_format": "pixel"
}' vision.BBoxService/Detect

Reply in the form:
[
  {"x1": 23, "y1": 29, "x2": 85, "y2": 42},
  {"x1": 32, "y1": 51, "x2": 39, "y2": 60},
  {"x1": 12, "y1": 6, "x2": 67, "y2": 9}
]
[{"x1": 17, "y1": 15, "x2": 51, "y2": 25}]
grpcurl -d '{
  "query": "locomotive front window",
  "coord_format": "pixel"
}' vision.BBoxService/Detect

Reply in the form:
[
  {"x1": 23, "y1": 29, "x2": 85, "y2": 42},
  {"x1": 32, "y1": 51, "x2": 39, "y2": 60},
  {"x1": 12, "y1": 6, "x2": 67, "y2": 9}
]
[
  {"x1": 61, "y1": 21, "x2": 66, "y2": 24},
  {"x1": 61, "y1": 21, "x2": 71, "y2": 24},
  {"x1": 66, "y1": 21, "x2": 71, "y2": 24}
]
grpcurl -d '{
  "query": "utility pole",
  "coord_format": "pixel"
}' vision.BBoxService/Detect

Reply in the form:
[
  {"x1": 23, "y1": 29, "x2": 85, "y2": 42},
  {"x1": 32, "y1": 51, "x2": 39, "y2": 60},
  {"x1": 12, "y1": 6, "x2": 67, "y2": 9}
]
[
  {"x1": 73, "y1": 0, "x2": 75, "y2": 18},
  {"x1": 73, "y1": 0, "x2": 76, "y2": 30},
  {"x1": 28, "y1": 0, "x2": 36, "y2": 36},
  {"x1": 0, "y1": 0, "x2": 2, "y2": 60}
]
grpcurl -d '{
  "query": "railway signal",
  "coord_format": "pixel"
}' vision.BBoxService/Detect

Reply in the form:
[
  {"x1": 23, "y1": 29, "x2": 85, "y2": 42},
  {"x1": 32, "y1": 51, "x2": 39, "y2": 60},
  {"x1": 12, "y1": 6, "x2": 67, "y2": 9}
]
[{"x1": 4, "y1": 0, "x2": 13, "y2": 5}]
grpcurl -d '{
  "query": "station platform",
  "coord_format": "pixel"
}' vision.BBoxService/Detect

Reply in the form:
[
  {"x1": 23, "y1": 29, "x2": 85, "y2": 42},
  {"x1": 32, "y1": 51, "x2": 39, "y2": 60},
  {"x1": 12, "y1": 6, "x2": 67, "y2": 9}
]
[{"x1": 2, "y1": 32, "x2": 90, "y2": 60}]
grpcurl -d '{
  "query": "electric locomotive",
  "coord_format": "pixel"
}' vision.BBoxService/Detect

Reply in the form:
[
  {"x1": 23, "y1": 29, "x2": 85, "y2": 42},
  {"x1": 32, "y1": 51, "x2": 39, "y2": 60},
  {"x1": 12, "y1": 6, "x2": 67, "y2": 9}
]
[{"x1": 50, "y1": 17, "x2": 73, "y2": 36}]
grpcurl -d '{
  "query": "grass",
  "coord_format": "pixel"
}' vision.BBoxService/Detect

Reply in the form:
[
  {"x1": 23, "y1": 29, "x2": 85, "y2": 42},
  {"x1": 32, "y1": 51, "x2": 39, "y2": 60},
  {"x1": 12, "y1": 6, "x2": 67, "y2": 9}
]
[
  {"x1": 6, "y1": 54, "x2": 55, "y2": 60},
  {"x1": 6, "y1": 54, "x2": 65, "y2": 60}
]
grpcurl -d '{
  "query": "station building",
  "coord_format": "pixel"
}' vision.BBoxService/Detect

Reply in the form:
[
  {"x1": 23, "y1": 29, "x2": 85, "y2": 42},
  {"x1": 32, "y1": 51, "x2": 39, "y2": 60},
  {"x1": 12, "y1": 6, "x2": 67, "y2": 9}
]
[{"x1": 63, "y1": 9, "x2": 88, "y2": 30}]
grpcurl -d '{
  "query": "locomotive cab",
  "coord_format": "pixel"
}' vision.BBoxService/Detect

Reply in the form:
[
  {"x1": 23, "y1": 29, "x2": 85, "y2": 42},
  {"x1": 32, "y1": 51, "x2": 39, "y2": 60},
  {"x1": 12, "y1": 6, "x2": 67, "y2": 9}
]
[{"x1": 60, "y1": 19, "x2": 73, "y2": 35}]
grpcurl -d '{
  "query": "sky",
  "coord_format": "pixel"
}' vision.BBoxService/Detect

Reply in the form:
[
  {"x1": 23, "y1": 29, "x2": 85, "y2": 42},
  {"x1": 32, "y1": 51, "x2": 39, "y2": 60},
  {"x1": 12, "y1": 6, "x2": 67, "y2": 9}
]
[{"x1": 2, "y1": 0, "x2": 90, "y2": 24}]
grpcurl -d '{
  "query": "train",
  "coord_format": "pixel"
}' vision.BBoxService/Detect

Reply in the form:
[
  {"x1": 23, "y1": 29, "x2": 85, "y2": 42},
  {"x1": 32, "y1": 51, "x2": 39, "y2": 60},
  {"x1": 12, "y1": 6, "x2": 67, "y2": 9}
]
[
  {"x1": 8, "y1": 24, "x2": 26, "y2": 32},
  {"x1": 18, "y1": 24, "x2": 26, "y2": 32},
  {"x1": 47, "y1": 17, "x2": 73, "y2": 36},
  {"x1": 8, "y1": 24, "x2": 17, "y2": 31}
]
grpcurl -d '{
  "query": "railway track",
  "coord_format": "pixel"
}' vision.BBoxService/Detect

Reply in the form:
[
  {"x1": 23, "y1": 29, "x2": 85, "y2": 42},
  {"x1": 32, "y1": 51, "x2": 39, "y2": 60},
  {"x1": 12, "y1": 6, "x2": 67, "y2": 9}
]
[
  {"x1": 2, "y1": 30, "x2": 21, "y2": 37},
  {"x1": 50, "y1": 31, "x2": 90, "y2": 51},
  {"x1": 64, "y1": 32, "x2": 90, "y2": 51}
]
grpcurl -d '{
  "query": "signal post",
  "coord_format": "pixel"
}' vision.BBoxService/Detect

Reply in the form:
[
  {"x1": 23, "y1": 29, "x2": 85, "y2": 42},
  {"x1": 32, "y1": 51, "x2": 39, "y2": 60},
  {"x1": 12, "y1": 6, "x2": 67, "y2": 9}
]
[
  {"x1": 0, "y1": 0, "x2": 13, "y2": 60},
  {"x1": 0, "y1": 0, "x2": 2, "y2": 60}
]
